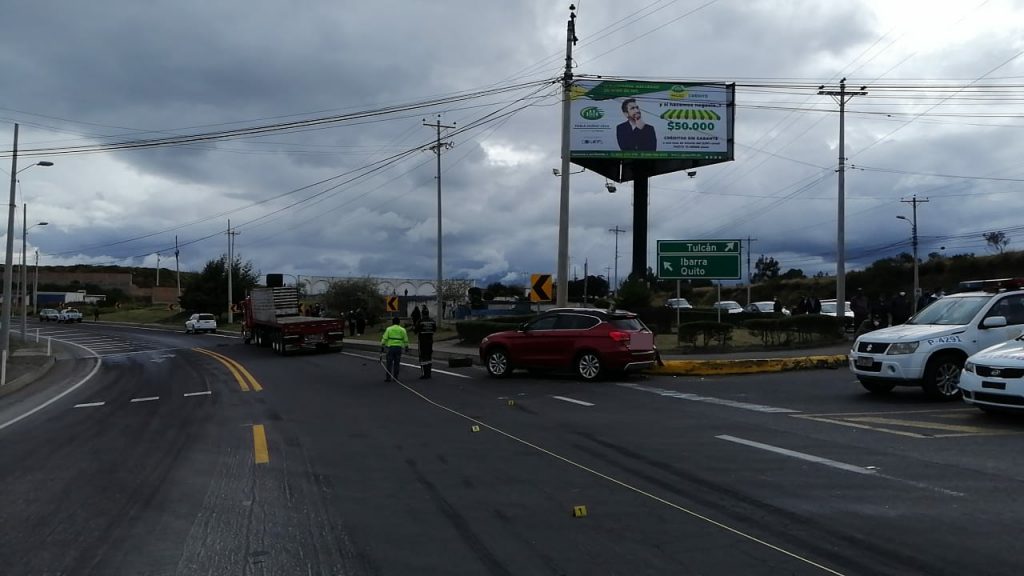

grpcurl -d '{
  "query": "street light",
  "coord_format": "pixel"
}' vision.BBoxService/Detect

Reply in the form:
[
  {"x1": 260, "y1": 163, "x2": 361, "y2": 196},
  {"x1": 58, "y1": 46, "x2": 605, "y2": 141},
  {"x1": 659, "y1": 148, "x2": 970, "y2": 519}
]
[
  {"x1": 21, "y1": 210, "x2": 48, "y2": 340},
  {"x1": 897, "y1": 215, "x2": 919, "y2": 314}
]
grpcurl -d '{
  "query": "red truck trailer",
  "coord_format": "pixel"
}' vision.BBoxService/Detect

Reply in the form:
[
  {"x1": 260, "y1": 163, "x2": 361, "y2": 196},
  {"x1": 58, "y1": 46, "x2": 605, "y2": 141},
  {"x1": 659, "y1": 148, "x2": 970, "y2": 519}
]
[{"x1": 241, "y1": 286, "x2": 344, "y2": 355}]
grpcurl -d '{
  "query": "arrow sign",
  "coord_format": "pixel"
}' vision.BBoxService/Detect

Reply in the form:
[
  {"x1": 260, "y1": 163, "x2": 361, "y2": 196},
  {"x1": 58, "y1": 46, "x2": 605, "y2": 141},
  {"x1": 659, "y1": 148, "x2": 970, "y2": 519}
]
[
  {"x1": 663, "y1": 260, "x2": 674, "y2": 273},
  {"x1": 658, "y1": 240, "x2": 741, "y2": 255},
  {"x1": 530, "y1": 274, "x2": 553, "y2": 302}
]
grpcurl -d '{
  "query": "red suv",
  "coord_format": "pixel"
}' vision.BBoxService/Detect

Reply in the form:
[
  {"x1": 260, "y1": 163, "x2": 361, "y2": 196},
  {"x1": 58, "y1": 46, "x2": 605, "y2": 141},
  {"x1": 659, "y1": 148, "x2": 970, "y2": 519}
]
[{"x1": 479, "y1": 308, "x2": 657, "y2": 381}]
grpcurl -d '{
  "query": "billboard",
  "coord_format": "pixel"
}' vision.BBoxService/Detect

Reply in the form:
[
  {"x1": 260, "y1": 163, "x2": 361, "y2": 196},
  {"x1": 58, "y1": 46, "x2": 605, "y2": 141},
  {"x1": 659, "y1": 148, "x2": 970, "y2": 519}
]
[{"x1": 569, "y1": 80, "x2": 734, "y2": 162}]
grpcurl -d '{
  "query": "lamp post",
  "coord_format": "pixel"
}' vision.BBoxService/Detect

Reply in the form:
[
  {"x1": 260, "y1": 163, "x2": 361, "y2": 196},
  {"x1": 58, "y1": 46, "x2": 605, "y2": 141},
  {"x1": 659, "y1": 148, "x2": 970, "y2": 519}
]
[
  {"x1": 21, "y1": 210, "x2": 48, "y2": 340},
  {"x1": 33, "y1": 249, "x2": 39, "y2": 316},
  {"x1": 897, "y1": 214, "x2": 919, "y2": 314}
]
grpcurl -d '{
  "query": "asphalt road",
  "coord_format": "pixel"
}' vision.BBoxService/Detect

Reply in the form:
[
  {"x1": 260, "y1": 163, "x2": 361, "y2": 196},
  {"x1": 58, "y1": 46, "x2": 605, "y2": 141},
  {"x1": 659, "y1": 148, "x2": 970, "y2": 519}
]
[{"x1": 0, "y1": 320, "x2": 1022, "y2": 575}]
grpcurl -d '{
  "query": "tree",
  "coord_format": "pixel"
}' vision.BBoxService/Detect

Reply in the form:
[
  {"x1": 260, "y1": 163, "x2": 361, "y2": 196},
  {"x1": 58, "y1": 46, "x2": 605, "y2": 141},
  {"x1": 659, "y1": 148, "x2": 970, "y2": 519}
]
[
  {"x1": 779, "y1": 268, "x2": 805, "y2": 280},
  {"x1": 323, "y1": 277, "x2": 383, "y2": 323},
  {"x1": 179, "y1": 255, "x2": 259, "y2": 316},
  {"x1": 614, "y1": 278, "x2": 652, "y2": 311},
  {"x1": 567, "y1": 275, "x2": 609, "y2": 302},
  {"x1": 984, "y1": 231, "x2": 1010, "y2": 254},
  {"x1": 751, "y1": 255, "x2": 780, "y2": 283}
]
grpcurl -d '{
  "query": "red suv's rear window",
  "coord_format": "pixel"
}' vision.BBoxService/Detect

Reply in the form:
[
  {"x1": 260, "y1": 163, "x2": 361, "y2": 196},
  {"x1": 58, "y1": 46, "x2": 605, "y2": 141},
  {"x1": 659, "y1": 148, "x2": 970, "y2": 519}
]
[{"x1": 609, "y1": 317, "x2": 645, "y2": 331}]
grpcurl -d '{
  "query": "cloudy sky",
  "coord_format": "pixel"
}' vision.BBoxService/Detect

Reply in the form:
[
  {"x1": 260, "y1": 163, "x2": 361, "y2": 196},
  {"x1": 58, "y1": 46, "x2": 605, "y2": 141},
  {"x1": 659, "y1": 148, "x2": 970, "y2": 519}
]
[{"x1": 2, "y1": 0, "x2": 1023, "y2": 292}]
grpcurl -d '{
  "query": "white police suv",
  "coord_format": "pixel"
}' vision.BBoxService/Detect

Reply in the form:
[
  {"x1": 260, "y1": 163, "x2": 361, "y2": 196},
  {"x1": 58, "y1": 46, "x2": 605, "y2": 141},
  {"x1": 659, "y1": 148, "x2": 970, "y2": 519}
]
[{"x1": 850, "y1": 285, "x2": 1024, "y2": 399}]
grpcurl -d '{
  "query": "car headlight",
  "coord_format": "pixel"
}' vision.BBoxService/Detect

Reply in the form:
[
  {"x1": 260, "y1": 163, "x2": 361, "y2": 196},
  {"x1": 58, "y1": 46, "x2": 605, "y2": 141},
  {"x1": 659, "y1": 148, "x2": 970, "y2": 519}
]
[
  {"x1": 886, "y1": 341, "x2": 920, "y2": 355},
  {"x1": 964, "y1": 361, "x2": 976, "y2": 374}
]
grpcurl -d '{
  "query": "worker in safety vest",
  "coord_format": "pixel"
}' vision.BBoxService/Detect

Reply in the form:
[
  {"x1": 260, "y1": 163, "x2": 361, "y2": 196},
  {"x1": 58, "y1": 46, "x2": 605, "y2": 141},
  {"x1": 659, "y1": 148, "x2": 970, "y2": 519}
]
[
  {"x1": 380, "y1": 317, "x2": 409, "y2": 382},
  {"x1": 416, "y1": 308, "x2": 437, "y2": 379}
]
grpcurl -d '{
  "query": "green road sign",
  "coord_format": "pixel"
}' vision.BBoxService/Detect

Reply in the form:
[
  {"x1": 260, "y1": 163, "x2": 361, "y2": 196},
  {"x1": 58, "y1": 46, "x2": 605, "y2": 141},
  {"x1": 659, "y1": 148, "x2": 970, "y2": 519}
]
[
  {"x1": 658, "y1": 239, "x2": 741, "y2": 254},
  {"x1": 658, "y1": 254, "x2": 741, "y2": 280}
]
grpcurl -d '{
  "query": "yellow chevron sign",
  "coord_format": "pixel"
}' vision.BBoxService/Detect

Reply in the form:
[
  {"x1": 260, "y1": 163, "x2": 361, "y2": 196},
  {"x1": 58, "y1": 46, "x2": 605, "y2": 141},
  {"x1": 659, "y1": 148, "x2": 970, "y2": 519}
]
[{"x1": 530, "y1": 274, "x2": 553, "y2": 302}]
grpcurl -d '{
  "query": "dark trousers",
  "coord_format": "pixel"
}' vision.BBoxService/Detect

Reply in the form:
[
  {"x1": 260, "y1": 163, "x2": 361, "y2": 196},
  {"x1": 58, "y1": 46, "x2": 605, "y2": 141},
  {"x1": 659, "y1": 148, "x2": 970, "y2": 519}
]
[
  {"x1": 385, "y1": 346, "x2": 403, "y2": 380},
  {"x1": 418, "y1": 337, "x2": 433, "y2": 377}
]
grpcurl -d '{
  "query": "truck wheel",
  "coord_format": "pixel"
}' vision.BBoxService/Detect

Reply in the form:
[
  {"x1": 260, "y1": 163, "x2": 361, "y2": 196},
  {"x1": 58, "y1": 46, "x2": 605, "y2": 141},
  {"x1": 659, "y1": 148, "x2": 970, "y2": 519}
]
[
  {"x1": 859, "y1": 378, "x2": 895, "y2": 394},
  {"x1": 922, "y1": 353, "x2": 964, "y2": 400}
]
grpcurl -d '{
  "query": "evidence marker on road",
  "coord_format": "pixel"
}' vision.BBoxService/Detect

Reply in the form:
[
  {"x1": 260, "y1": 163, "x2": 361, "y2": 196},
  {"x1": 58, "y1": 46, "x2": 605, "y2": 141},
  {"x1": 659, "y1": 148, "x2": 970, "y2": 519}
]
[
  {"x1": 471, "y1": 425, "x2": 481, "y2": 433},
  {"x1": 572, "y1": 505, "x2": 588, "y2": 518}
]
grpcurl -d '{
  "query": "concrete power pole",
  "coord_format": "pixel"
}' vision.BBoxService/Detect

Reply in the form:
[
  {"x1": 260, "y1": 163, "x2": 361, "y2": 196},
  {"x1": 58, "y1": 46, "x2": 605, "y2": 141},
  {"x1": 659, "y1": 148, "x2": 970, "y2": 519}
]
[
  {"x1": 818, "y1": 79, "x2": 867, "y2": 329},
  {"x1": 901, "y1": 195, "x2": 928, "y2": 314},
  {"x1": 175, "y1": 235, "x2": 181, "y2": 299},
  {"x1": 423, "y1": 116, "x2": 454, "y2": 322},
  {"x1": 226, "y1": 220, "x2": 239, "y2": 324},
  {"x1": 156, "y1": 253, "x2": 161, "y2": 287},
  {"x1": 746, "y1": 236, "x2": 758, "y2": 305},
  {"x1": 609, "y1": 225, "x2": 626, "y2": 295},
  {"x1": 556, "y1": 5, "x2": 578, "y2": 307}
]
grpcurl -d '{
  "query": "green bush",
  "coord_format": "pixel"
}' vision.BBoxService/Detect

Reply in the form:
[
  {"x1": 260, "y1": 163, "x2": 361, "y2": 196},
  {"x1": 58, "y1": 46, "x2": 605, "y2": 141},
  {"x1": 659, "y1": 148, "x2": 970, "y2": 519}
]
[
  {"x1": 744, "y1": 318, "x2": 786, "y2": 346},
  {"x1": 678, "y1": 321, "x2": 734, "y2": 348},
  {"x1": 781, "y1": 314, "x2": 845, "y2": 341}
]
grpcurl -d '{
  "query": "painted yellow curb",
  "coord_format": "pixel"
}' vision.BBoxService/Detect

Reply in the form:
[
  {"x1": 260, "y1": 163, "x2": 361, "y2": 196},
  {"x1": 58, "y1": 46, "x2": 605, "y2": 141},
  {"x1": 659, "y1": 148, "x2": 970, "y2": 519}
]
[{"x1": 648, "y1": 354, "x2": 849, "y2": 376}]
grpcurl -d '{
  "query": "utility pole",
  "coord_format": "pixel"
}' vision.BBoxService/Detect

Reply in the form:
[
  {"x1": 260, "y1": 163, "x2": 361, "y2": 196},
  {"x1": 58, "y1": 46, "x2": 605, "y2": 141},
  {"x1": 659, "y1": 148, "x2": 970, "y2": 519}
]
[
  {"x1": 901, "y1": 195, "x2": 928, "y2": 314},
  {"x1": 746, "y1": 236, "x2": 758, "y2": 306},
  {"x1": 556, "y1": 4, "x2": 578, "y2": 307},
  {"x1": 818, "y1": 79, "x2": 867, "y2": 329},
  {"x1": 609, "y1": 225, "x2": 626, "y2": 295},
  {"x1": 226, "y1": 220, "x2": 239, "y2": 324},
  {"x1": 423, "y1": 116, "x2": 454, "y2": 323},
  {"x1": 583, "y1": 258, "x2": 589, "y2": 306},
  {"x1": 1, "y1": 124, "x2": 19, "y2": 355},
  {"x1": 175, "y1": 235, "x2": 181, "y2": 299},
  {"x1": 33, "y1": 250, "x2": 38, "y2": 316},
  {"x1": 156, "y1": 253, "x2": 161, "y2": 287}
]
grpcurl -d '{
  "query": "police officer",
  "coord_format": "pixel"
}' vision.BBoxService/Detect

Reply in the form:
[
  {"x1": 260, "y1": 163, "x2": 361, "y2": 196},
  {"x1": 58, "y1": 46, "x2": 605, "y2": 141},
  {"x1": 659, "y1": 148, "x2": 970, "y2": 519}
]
[
  {"x1": 380, "y1": 317, "x2": 409, "y2": 382},
  {"x1": 417, "y1": 308, "x2": 437, "y2": 379}
]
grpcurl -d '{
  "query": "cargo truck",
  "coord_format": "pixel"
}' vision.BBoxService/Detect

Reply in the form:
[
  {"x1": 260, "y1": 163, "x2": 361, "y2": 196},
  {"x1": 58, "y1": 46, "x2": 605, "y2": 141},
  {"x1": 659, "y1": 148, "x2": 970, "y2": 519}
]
[{"x1": 241, "y1": 286, "x2": 344, "y2": 355}]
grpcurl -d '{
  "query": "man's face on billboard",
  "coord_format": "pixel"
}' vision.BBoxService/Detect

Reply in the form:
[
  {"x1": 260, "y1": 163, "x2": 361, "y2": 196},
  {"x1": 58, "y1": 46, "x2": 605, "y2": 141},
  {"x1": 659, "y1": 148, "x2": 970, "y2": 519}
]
[{"x1": 625, "y1": 101, "x2": 641, "y2": 121}]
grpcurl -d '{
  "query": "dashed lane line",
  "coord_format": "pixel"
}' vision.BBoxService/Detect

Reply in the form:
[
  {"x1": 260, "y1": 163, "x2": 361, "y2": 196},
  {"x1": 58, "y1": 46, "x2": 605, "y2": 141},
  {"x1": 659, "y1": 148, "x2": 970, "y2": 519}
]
[
  {"x1": 552, "y1": 395, "x2": 595, "y2": 407},
  {"x1": 130, "y1": 396, "x2": 160, "y2": 403},
  {"x1": 73, "y1": 402, "x2": 105, "y2": 408}
]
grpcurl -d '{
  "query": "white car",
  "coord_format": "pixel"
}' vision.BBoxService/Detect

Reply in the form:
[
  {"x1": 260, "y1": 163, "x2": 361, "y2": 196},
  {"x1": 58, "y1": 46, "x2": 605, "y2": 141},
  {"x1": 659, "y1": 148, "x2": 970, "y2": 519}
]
[
  {"x1": 960, "y1": 338, "x2": 1024, "y2": 414},
  {"x1": 745, "y1": 301, "x2": 790, "y2": 315},
  {"x1": 59, "y1": 308, "x2": 83, "y2": 323},
  {"x1": 185, "y1": 313, "x2": 218, "y2": 334},
  {"x1": 849, "y1": 288, "x2": 1024, "y2": 399},
  {"x1": 820, "y1": 299, "x2": 855, "y2": 332},
  {"x1": 712, "y1": 301, "x2": 744, "y2": 314},
  {"x1": 665, "y1": 298, "x2": 692, "y2": 310},
  {"x1": 39, "y1": 308, "x2": 60, "y2": 322}
]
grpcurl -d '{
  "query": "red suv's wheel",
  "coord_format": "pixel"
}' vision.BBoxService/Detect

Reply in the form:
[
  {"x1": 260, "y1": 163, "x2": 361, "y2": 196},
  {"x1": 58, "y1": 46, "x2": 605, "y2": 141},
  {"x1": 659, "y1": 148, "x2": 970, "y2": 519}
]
[
  {"x1": 485, "y1": 348, "x2": 512, "y2": 378},
  {"x1": 576, "y1": 351, "x2": 603, "y2": 381}
]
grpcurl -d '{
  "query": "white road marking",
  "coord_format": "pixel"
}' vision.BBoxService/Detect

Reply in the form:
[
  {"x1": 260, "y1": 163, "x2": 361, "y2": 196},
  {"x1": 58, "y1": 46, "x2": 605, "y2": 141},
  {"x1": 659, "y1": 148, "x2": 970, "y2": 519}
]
[
  {"x1": 716, "y1": 434, "x2": 965, "y2": 496},
  {"x1": 183, "y1": 391, "x2": 212, "y2": 397},
  {"x1": 618, "y1": 382, "x2": 798, "y2": 413},
  {"x1": 552, "y1": 395, "x2": 595, "y2": 407},
  {"x1": 717, "y1": 435, "x2": 875, "y2": 475},
  {"x1": 0, "y1": 342, "x2": 102, "y2": 432},
  {"x1": 130, "y1": 396, "x2": 160, "y2": 403},
  {"x1": 73, "y1": 402, "x2": 105, "y2": 408}
]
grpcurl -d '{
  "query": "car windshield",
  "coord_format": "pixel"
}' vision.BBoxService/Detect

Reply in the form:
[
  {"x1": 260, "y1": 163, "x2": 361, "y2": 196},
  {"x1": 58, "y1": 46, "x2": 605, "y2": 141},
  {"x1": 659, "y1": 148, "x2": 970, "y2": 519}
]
[
  {"x1": 820, "y1": 302, "x2": 836, "y2": 314},
  {"x1": 908, "y1": 296, "x2": 990, "y2": 325}
]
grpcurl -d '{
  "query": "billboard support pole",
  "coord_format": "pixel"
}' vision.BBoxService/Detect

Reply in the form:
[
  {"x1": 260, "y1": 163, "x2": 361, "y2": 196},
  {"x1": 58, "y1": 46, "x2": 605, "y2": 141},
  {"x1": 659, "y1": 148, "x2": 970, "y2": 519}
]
[
  {"x1": 631, "y1": 174, "x2": 649, "y2": 283},
  {"x1": 556, "y1": 6, "x2": 577, "y2": 308}
]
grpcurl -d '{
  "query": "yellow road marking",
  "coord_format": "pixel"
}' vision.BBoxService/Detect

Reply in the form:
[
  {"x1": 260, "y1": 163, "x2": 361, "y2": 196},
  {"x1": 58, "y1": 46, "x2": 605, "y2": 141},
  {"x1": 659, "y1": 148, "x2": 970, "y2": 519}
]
[
  {"x1": 846, "y1": 416, "x2": 997, "y2": 434},
  {"x1": 252, "y1": 424, "x2": 269, "y2": 464},
  {"x1": 794, "y1": 415, "x2": 931, "y2": 438},
  {"x1": 193, "y1": 348, "x2": 263, "y2": 391}
]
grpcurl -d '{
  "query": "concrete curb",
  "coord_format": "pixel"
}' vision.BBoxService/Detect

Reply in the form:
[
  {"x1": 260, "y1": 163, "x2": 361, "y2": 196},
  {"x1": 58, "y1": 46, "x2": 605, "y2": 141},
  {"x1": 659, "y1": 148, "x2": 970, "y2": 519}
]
[
  {"x1": 0, "y1": 354, "x2": 56, "y2": 397},
  {"x1": 345, "y1": 339, "x2": 848, "y2": 375},
  {"x1": 652, "y1": 354, "x2": 849, "y2": 376}
]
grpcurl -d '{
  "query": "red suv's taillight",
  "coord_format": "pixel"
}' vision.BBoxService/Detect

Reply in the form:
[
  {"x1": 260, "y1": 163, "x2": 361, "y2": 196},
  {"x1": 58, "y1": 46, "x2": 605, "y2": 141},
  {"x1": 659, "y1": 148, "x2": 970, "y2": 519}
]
[{"x1": 608, "y1": 330, "x2": 631, "y2": 343}]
